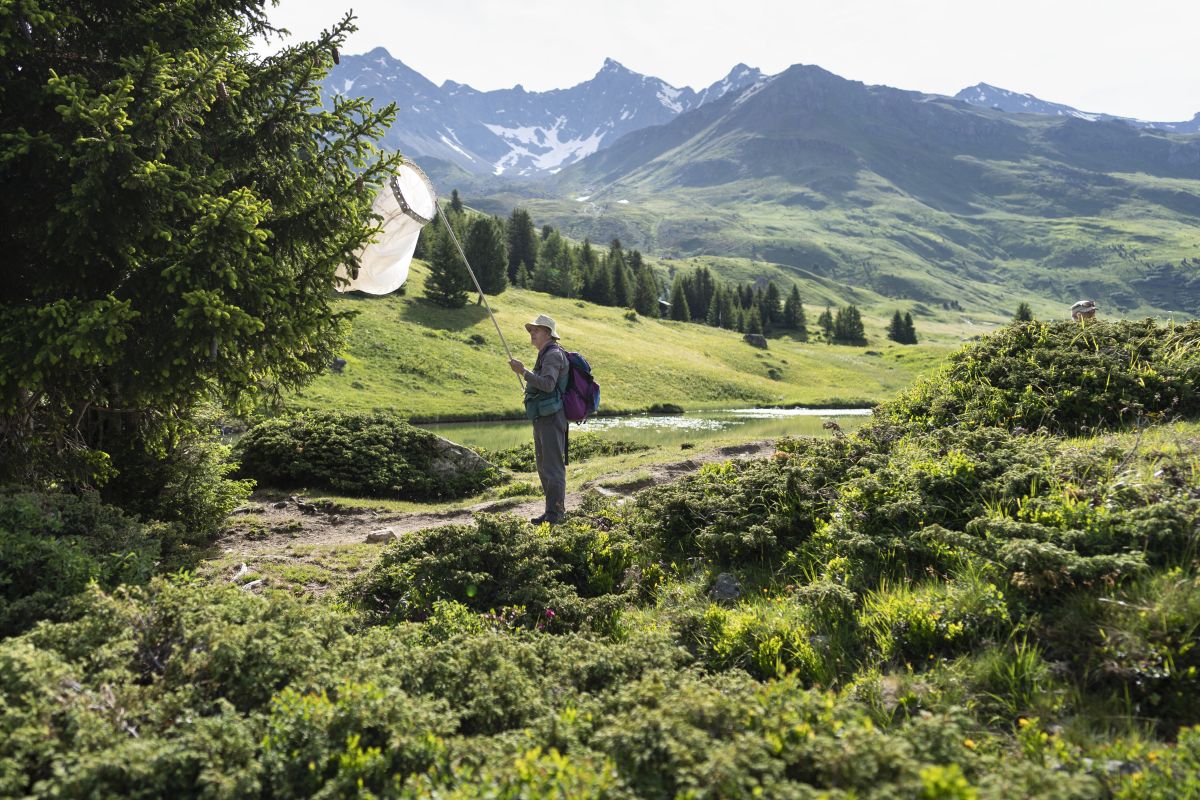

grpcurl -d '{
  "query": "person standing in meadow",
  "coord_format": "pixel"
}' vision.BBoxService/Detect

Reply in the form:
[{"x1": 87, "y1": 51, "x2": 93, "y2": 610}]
[{"x1": 509, "y1": 314, "x2": 569, "y2": 524}]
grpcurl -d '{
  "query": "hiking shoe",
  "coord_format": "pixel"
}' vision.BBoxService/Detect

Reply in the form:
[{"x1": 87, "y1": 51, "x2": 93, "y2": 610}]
[
  {"x1": 530, "y1": 514, "x2": 564, "y2": 526},
  {"x1": 530, "y1": 514, "x2": 548, "y2": 525}
]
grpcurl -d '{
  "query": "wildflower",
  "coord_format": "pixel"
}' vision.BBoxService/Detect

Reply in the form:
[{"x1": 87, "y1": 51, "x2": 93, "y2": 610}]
[{"x1": 963, "y1": 739, "x2": 976, "y2": 750}]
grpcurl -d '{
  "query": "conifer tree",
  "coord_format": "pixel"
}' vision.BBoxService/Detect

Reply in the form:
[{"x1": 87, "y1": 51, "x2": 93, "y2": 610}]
[
  {"x1": 515, "y1": 262, "x2": 531, "y2": 289},
  {"x1": 818, "y1": 306, "x2": 835, "y2": 341},
  {"x1": 633, "y1": 264, "x2": 660, "y2": 317},
  {"x1": 706, "y1": 286, "x2": 723, "y2": 327},
  {"x1": 783, "y1": 285, "x2": 807, "y2": 340},
  {"x1": 608, "y1": 241, "x2": 632, "y2": 307},
  {"x1": 902, "y1": 312, "x2": 918, "y2": 345},
  {"x1": 762, "y1": 282, "x2": 782, "y2": 331},
  {"x1": 719, "y1": 290, "x2": 738, "y2": 330},
  {"x1": 887, "y1": 311, "x2": 905, "y2": 343},
  {"x1": 833, "y1": 305, "x2": 867, "y2": 345},
  {"x1": 669, "y1": 276, "x2": 691, "y2": 321},
  {"x1": 425, "y1": 222, "x2": 471, "y2": 308},
  {"x1": 449, "y1": 189, "x2": 464, "y2": 214},
  {"x1": 1014, "y1": 302, "x2": 1034, "y2": 322},
  {"x1": 746, "y1": 306, "x2": 764, "y2": 336},
  {"x1": 464, "y1": 217, "x2": 508, "y2": 295},
  {"x1": 506, "y1": 209, "x2": 538, "y2": 284},
  {"x1": 0, "y1": 4, "x2": 399, "y2": 487}
]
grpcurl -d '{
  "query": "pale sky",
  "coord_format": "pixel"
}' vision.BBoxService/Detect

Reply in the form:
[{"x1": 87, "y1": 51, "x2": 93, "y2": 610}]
[{"x1": 263, "y1": 0, "x2": 1200, "y2": 122}]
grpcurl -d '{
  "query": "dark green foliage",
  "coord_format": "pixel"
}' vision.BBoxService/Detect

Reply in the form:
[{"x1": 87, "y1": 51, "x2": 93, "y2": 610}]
[
  {"x1": 0, "y1": 490, "x2": 158, "y2": 636},
  {"x1": 464, "y1": 216, "x2": 509, "y2": 295},
  {"x1": 0, "y1": 1, "x2": 397, "y2": 489},
  {"x1": 888, "y1": 310, "x2": 918, "y2": 344},
  {"x1": 98, "y1": 410, "x2": 253, "y2": 546},
  {"x1": 783, "y1": 285, "x2": 808, "y2": 339},
  {"x1": 632, "y1": 258, "x2": 660, "y2": 317},
  {"x1": 903, "y1": 312, "x2": 918, "y2": 344},
  {"x1": 449, "y1": 188, "x2": 464, "y2": 214},
  {"x1": 882, "y1": 320, "x2": 1200, "y2": 435},
  {"x1": 505, "y1": 208, "x2": 538, "y2": 284},
  {"x1": 1015, "y1": 302, "x2": 1035, "y2": 322},
  {"x1": 818, "y1": 305, "x2": 835, "y2": 340},
  {"x1": 343, "y1": 514, "x2": 643, "y2": 630},
  {"x1": 424, "y1": 217, "x2": 472, "y2": 308},
  {"x1": 669, "y1": 276, "x2": 691, "y2": 321},
  {"x1": 234, "y1": 411, "x2": 496, "y2": 499},
  {"x1": 833, "y1": 305, "x2": 868, "y2": 344}
]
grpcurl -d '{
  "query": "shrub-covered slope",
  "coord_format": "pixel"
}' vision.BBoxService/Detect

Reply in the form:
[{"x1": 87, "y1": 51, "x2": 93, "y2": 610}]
[{"x1": 3, "y1": 319, "x2": 1200, "y2": 797}]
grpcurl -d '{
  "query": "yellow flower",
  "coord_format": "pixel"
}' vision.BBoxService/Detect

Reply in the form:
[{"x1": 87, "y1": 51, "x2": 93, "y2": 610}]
[{"x1": 963, "y1": 739, "x2": 976, "y2": 750}]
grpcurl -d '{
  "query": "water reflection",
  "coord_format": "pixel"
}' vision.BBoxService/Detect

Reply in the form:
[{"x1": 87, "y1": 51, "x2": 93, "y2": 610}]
[{"x1": 420, "y1": 408, "x2": 873, "y2": 451}]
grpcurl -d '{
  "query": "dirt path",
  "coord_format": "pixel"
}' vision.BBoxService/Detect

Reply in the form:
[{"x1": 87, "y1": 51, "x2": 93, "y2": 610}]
[{"x1": 216, "y1": 440, "x2": 776, "y2": 557}]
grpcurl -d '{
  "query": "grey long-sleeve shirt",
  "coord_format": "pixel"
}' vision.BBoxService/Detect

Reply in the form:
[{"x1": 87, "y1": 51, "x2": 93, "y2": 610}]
[{"x1": 524, "y1": 344, "x2": 569, "y2": 394}]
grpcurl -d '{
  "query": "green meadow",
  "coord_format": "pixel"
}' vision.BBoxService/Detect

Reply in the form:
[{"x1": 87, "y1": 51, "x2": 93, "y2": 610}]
[{"x1": 291, "y1": 259, "x2": 965, "y2": 422}]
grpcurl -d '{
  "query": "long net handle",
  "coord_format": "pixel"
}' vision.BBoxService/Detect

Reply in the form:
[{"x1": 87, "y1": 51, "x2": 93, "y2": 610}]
[{"x1": 435, "y1": 203, "x2": 524, "y2": 391}]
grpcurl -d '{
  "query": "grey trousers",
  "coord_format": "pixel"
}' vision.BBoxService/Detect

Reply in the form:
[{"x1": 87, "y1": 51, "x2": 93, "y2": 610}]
[{"x1": 533, "y1": 409, "x2": 568, "y2": 519}]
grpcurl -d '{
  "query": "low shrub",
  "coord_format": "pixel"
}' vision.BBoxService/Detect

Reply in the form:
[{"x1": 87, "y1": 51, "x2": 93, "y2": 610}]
[
  {"x1": 698, "y1": 597, "x2": 824, "y2": 681},
  {"x1": 343, "y1": 514, "x2": 644, "y2": 632},
  {"x1": 859, "y1": 570, "x2": 1010, "y2": 665},
  {"x1": 880, "y1": 320, "x2": 1200, "y2": 436},
  {"x1": 235, "y1": 410, "x2": 496, "y2": 499},
  {"x1": 0, "y1": 489, "x2": 159, "y2": 637}
]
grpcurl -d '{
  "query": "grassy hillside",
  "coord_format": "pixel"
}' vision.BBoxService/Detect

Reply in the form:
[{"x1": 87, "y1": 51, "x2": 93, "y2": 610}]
[{"x1": 290, "y1": 259, "x2": 963, "y2": 421}]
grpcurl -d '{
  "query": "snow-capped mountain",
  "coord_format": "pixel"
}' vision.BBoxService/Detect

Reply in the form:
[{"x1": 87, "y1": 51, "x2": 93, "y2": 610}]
[
  {"x1": 955, "y1": 83, "x2": 1200, "y2": 133},
  {"x1": 324, "y1": 48, "x2": 763, "y2": 176}
]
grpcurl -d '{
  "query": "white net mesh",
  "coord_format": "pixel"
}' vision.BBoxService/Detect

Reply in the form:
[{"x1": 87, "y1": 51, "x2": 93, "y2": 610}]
[{"x1": 335, "y1": 162, "x2": 437, "y2": 295}]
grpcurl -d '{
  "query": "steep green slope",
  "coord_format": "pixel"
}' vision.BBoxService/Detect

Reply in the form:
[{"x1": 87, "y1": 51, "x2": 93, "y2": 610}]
[{"x1": 289, "y1": 260, "x2": 959, "y2": 421}]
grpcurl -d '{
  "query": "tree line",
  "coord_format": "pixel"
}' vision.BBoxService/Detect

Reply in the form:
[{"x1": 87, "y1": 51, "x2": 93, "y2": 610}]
[{"x1": 418, "y1": 197, "x2": 827, "y2": 339}]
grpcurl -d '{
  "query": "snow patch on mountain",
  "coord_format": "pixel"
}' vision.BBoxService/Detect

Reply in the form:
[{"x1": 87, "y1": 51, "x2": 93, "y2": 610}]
[{"x1": 486, "y1": 119, "x2": 606, "y2": 174}]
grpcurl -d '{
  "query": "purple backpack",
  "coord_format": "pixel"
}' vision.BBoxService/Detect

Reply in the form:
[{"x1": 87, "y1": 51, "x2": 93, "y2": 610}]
[{"x1": 559, "y1": 349, "x2": 601, "y2": 423}]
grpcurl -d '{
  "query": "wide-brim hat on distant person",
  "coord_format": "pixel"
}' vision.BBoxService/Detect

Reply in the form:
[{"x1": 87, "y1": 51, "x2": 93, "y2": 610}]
[{"x1": 524, "y1": 314, "x2": 560, "y2": 339}]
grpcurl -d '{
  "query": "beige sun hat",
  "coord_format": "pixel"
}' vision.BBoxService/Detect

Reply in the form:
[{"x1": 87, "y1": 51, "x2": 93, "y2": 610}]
[{"x1": 524, "y1": 314, "x2": 560, "y2": 339}]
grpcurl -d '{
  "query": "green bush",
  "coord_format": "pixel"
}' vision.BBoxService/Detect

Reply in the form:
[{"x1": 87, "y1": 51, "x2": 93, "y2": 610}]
[
  {"x1": 343, "y1": 514, "x2": 644, "y2": 632},
  {"x1": 859, "y1": 571, "x2": 1010, "y2": 665},
  {"x1": 880, "y1": 320, "x2": 1200, "y2": 436},
  {"x1": 261, "y1": 682, "x2": 452, "y2": 797},
  {"x1": 235, "y1": 410, "x2": 497, "y2": 500},
  {"x1": 0, "y1": 489, "x2": 159, "y2": 636}
]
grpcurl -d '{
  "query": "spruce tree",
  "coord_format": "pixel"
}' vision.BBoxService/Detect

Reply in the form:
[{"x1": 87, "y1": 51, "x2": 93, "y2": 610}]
[
  {"x1": 706, "y1": 287, "x2": 723, "y2": 327},
  {"x1": 425, "y1": 223, "x2": 471, "y2": 308},
  {"x1": 746, "y1": 306, "x2": 764, "y2": 336},
  {"x1": 669, "y1": 276, "x2": 691, "y2": 321},
  {"x1": 609, "y1": 242, "x2": 632, "y2": 307},
  {"x1": 719, "y1": 290, "x2": 738, "y2": 330},
  {"x1": 834, "y1": 306, "x2": 867, "y2": 345},
  {"x1": 449, "y1": 189, "x2": 464, "y2": 214},
  {"x1": 1014, "y1": 302, "x2": 1034, "y2": 322},
  {"x1": 818, "y1": 306, "x2": 835, "y2": 342},
  {"x1": 506, "y1": 208, "x2": 538, "y2": 284},
  {"x1": 515, "y1": 262, "x2": 531, "y2": 289},
  {"x1": 762, "y1": 282, "x2": 782, "y2": 331},
  {"x1": 464, "y1": 217, "x2": 508, "y2": 295},
  {"x1": 902, "y1": 312, "x2": 918, "y2": 345},
  {"x1": 0, "y1": 3, "x2": 399, "y2": 487},
  {"x1": 783, "y1": 285, "x2": 807, "y2": 340},
  {"x1": 887, "y1": 311, "x2": 905, "y2": 343},
  {"x1": 633, "y1": 265, "x2": 660, "y2": 317}
]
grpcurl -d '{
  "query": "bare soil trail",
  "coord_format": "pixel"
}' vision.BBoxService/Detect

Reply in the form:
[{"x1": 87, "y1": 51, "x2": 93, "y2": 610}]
[{"x1": 216, "y1": 440, "x2": 777, "y2": 557}]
